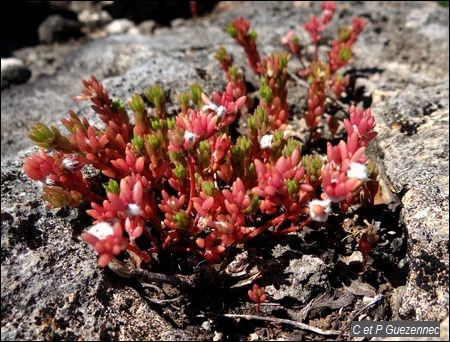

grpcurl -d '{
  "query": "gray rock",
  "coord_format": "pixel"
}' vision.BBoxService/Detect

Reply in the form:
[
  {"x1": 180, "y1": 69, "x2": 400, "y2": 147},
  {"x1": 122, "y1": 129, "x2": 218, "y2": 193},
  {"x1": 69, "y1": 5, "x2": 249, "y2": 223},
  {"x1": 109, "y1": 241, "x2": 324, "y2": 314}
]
[
  {"x1": 265, "y1": 256, "x2": 329, "y2": 304},
  {"x1": 38, "y1": 15, "x2": 82, "y2": 44},
  {"x1": 356, "y1": 7, "x2": 448, "y2": 330},
  {"x1": 370, "y1": 83, "x2": 449, "y2": 322},
  {"x1": 1, "y1": 58, "x2": 31, "y2": 89},
  {"x1": 354, "y1": 2, "x2": 449, "y2": 323}
]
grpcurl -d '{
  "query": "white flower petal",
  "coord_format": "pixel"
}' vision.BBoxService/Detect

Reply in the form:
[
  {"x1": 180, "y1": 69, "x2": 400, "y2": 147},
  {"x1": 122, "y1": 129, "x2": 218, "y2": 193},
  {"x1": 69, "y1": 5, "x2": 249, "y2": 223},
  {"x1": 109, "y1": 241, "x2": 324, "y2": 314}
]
[
  {"x1": 202, "y1": 103, "x2": 218, "y2": 112},
  {"x1": 184, "y1": 131, "x2": 196, "y2": 144},
  {"x1": 125, "y1": 203, "x2": 141, "y2": 216},
  {"x1": 216, "y1": 105, "x2": 227, "y2": 117},
  {"x1": 62, "y1": 157, "x2": 79, "y2": 171},
  {"x1": 308, "y1": 199, "x2": 332, "y2": 222},
  {"x1": 347, "y1": 162, "x2": 368, "y2": 181},
  {"x1": 259, "y1": 134, "x2": 273, "y2": 149},
  {"x1": 88, "y1": 222, "x2": 114, "y2": 240}
]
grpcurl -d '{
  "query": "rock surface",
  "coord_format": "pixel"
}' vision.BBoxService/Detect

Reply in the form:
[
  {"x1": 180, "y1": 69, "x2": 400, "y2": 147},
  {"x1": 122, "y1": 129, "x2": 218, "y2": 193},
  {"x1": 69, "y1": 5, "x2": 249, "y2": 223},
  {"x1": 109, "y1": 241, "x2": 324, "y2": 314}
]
[
  {"x1": 265, "y1": 256, "x2": 328, "y2": 303},
  {"x1": 352, "y1": 2, "x2": 449, "y2": 323},
  {"x1": 1, "y1": 1, "x2": 448, "y2": 340},
  {"x1": 371, "y1": 82, "x2": 449, "y2": 322}
]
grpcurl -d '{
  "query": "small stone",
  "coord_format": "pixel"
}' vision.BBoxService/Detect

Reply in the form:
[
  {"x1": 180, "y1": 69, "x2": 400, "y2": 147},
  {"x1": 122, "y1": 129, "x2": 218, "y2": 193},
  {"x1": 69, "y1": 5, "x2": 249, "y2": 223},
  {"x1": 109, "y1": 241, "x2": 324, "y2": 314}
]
[
  {"x1": 171, "y1": 18, "x2": 186, "y2": 28},
  {"x1": 128, "y1": 27, "x2": 140, "y2": 36},
  {"x1": 212, "y1": 331, "x2": 223, "y2": 341},
  {"x1": 38, "y1": 15, "x2": 82, "y2": 43},
  {"x1": 138, "y1": 20, "x2": 157, "y2": 35},
  {"x1": 1, "y1": 58, "x2": 31, "y2": 89},
  {"x1": 105, "y1": 19, "x2": 135, "y2": 35},
  {"x1": 249, "y1": 333, "x2": 259, "y2": 341},
  {"x1": 78, "y1": 9, "x2": 112, "y2": 28},
  {"x1": 362, "y1": 296, "x2": 375, "y2": 305},
  {"x1": 271, "y1": 244, "x2": 291, "y2": 258},
  {"x1": 201, "y1": 320, "x2": 211, "y2": 331},
  {"x1": 340, "y1": 251, "x2": 363, "y2": 265}
]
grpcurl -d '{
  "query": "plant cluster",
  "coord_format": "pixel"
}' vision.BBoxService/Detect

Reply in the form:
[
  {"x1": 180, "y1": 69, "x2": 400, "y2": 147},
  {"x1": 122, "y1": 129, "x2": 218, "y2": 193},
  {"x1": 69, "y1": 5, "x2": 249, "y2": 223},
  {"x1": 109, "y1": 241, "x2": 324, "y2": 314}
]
[{"x1": 23, "y1": 2, "x2": 379, "y2": 279}]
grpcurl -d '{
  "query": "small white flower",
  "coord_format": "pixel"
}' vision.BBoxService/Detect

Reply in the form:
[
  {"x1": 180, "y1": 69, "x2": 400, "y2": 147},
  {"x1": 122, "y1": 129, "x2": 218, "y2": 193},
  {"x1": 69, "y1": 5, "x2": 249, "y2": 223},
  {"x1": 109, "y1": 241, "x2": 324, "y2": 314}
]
[
  {"x1": 216, "y1": 105, "x2": 227, "y2": 117},
  {"x1": 202, "y1": 103, "x2": 227, "y2": 117},
  {"x1": 202, "y1": 103, "x2": 218, "y2": 112},
  {"x1": 87, "y1": 222, "x2": 114, "y2": 240},
  {"x1": 347, "y1": 162, "x2": 369, "y2": 181},
  {"x1": 125, "y1": 203, "x2": 141, "y2": 216},
  {"x1": 62, "y1": 156, "x2": 79, "y2": 171},
  {"x1": 259, "y1": 134, "x2": 273, "y2": 149},
  {"x1": 44, "y1": 176, "x2": 55, "y2": 186},
  {"x1": 308, "y1": 199, "x2": 332, "y2": 222},
  {"x1": 184, "y1": 131, "x2": 196, "y2": 144}
]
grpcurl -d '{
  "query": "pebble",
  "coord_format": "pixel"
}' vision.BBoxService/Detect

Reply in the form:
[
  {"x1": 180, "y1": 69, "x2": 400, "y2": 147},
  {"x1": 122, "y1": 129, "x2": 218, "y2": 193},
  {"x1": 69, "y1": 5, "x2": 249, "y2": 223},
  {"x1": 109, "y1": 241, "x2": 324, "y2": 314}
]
[
  {"x1": 38, "y1": 15, "x2": 82, "y2": 43},
  {"x1": 105, "y1": 19, "x2": 135, "y2": 35},
  {"x1": 213, "y1": 331, "x2": 223, "y2": 341},
  {"x1": 201, "y1": 320, "x2": 211, "y2": 331},
  {"x1": 1, "y1": 58, "x2": 31, "y2": 89},
  {"x1": 78, "y1": 9, "x2": 112, "y2": 28}
]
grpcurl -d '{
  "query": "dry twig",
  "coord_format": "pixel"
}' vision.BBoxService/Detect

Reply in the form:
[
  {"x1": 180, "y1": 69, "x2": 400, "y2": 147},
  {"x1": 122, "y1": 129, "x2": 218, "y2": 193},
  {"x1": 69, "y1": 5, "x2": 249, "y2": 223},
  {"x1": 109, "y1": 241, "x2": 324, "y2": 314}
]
[
  {"x1": 109, "y1": 258, "x2": 195, "y2": 288},
  {"x1": 197, "y1": 313, "x2": 340, "y2": 336},
  {"x1": 337, "y1": 294, "x2": 384, "y2": 339}
]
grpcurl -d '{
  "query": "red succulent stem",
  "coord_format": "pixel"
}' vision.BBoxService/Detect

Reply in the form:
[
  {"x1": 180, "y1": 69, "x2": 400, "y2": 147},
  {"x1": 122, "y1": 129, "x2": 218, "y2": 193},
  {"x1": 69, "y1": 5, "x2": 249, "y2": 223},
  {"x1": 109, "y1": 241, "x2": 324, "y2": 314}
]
[
  {"x1": 272, "y1": 218, "x2": 287, "y2": 234},
  {"x1": 127, "y1": 243, "x2": 151, "y2": 263},
  {"x1": 143, "y1": 229, "x2": 161, "y2": 252},
  {"x1": 242, "y1": 212, "x2": 286, "y2": 241},
  {"x1": 313, "y1": 44, "x2": 319, "y2": 62},
  {"x1": 273, "y1": 216, "x2": 312, "y2": 237},
  {"x1": 186, "y1": 155, "x2": 196, "y2": 215},
  {"x1": 79, "y1": 188, "x2": 104, "y2": 204},
  {"x1": 189, "y1": 1, "x2": 197, "y2": 17},
  {"x1": 162, "y1": 234, "x2": 174, "y2": 249}
]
